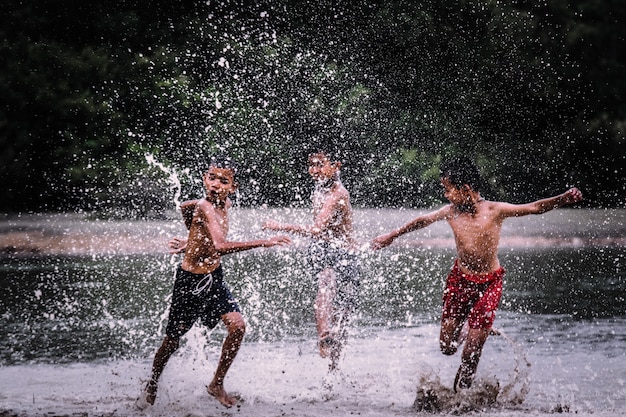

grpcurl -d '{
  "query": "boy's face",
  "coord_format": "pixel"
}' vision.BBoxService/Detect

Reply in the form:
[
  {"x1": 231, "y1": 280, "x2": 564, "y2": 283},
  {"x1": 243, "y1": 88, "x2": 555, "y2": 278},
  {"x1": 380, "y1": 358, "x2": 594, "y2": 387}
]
[
  {"x1": 441, "y1": 177, "x2": 469, "y2": 206},
  {"x1": 203, "y1": 166, "x2": 237, "y2": 203},
  {"x1": 308, "y1": 154, "x2": 338, "y2": 182}
]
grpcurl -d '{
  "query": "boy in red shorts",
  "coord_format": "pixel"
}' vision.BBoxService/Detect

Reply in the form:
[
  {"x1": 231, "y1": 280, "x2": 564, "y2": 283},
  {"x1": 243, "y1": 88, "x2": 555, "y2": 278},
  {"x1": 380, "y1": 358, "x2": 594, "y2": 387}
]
[{"x1": 372, "y1": 157, "x2": 582, "y2": 391}]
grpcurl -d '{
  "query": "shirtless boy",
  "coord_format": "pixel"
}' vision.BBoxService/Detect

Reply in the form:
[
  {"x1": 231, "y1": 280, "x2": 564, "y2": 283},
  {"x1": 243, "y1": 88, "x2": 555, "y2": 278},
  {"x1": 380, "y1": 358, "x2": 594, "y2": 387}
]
[
  {"x1": 263, "y1": 152, "x2": 360, "y2": 369},
  {"x1": 138, "y1": 156, "x2": 290, "y2": 408},
  {"x1": 372, "y1": 157, "x2": 582, "y2": 391}
]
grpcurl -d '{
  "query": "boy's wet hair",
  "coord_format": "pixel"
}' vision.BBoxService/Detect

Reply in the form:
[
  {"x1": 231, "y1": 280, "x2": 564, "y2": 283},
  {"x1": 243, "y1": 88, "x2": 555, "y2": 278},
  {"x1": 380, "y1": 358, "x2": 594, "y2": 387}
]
[
  {"x1": 308, "y1": 151, "x2": 331, "y2": 163},
  {"x1": 440, "y1": 157, "x2": 482, "y2": 191},
  {"x1": 204, "y1": 155, "x2": 238, "y2": 175}
]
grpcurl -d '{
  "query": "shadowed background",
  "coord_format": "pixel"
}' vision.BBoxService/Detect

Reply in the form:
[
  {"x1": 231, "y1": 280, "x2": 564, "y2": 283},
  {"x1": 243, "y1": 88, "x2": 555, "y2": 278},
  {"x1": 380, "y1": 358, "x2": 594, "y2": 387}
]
[{"x1": 1, "y1": 0, "x2": 624, "y2": 215}]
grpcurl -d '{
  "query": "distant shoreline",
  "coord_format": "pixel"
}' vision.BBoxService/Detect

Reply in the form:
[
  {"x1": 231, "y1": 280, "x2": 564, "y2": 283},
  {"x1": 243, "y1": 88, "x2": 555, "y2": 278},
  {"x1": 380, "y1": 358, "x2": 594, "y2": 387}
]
[{"x1": 1, "y1": 209, "x2": 624, "y2": 256}]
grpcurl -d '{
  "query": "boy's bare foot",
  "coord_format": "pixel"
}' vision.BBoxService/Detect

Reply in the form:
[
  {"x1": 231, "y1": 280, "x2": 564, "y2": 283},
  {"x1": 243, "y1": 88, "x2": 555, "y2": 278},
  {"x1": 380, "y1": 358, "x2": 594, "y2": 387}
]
[
  {"x1": 318, "y1": 335, "x2": 339, "y2": 359},
  {"x1": 207, "y1": 383, "x2": 238, "y2": 408},
  {"x1": 453, "y1": 366, "x2": 472, "y2": 393},
  {"x1": 136, "y1": 379, "x2": 157, "y2": 409}
]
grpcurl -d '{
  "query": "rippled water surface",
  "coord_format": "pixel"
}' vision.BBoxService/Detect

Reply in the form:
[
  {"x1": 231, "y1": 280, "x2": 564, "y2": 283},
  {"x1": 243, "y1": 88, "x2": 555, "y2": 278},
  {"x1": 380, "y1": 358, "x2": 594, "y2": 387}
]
[{"x1": 0, "y1": 209, "x2": 625, "y2": 416}]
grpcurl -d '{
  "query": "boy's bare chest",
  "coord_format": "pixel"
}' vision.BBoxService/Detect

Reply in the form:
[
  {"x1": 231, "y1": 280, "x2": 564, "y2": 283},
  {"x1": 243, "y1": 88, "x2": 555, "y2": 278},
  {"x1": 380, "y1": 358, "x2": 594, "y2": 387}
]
[
  {"x1": 449, "y1": 211, "x2": 499, "y2": 239},
  {"x1": 193, "y1": 210, "x2": 229, "y2": 235},
  {"x1": 213, "y1": 208, "x2": 229, "y2": 229}
]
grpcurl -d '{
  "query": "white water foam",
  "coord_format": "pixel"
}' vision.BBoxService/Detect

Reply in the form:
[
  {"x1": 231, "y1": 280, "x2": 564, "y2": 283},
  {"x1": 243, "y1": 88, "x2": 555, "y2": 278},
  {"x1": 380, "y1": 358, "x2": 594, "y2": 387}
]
[
  {"x1": 412, "y1": 328, "x2": 531, "y2": 413},
  {"x1": 1, "y1": 317, "x2": 624, "y2": 416}
]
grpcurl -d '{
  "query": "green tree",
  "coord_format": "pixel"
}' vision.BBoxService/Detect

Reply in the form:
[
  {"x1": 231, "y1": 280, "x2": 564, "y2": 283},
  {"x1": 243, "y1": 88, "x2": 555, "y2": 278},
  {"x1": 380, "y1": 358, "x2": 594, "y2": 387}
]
[{"x1": 1, "y1": 0, "x2": 624, "y2": 213}]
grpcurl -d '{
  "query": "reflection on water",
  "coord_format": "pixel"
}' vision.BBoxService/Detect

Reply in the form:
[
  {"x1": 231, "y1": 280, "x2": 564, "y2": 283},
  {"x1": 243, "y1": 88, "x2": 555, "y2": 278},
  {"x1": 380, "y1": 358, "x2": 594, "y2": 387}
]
[
  {"x1": 1, "y1": 246, "x2": 624, "y2": 365},
  {"x1": 502, "y1": 248, "x2": 626, "y2": 318}
]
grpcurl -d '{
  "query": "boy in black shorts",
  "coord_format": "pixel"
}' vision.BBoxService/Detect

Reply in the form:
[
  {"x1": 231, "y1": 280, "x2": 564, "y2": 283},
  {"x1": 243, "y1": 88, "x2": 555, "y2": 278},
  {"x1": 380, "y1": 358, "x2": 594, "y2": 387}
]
[{"x1": 137, "y1": 156, "x2": 290, "y2": 408}]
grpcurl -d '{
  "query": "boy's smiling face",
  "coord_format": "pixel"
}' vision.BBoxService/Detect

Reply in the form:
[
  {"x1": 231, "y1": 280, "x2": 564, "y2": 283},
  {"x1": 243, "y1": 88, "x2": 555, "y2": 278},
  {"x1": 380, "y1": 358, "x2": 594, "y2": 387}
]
[
  {"x1": 203, "y1": 166, "x2": 237, "y2": 203},
  {"x1": 308, "y1": 154, "x2": 338, "y2": 182}
]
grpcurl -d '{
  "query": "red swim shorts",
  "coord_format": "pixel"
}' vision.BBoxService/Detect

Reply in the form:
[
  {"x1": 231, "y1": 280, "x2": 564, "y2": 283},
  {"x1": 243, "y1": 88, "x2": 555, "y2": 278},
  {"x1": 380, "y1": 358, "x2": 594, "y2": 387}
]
[{"x1": 441, "y1": 260, "x2": 505, "y2": 330}]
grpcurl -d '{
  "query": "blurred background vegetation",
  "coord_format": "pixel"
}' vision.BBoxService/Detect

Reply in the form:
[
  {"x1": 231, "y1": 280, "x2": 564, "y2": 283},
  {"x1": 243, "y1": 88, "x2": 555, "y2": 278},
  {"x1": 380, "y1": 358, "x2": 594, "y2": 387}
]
[{"x1": 1, "y1": 0, "x2": 624, "y2": 216}]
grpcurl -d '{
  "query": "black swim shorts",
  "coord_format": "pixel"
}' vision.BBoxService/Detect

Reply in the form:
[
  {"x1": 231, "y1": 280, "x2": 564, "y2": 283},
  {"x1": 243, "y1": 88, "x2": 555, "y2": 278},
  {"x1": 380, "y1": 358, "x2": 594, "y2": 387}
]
[
  {"x1": 308, "y1": 241, "x2": 361, "y2": 311},
  {"x1": 165, "y1": 265, "x2": 241, "y2": 338}
]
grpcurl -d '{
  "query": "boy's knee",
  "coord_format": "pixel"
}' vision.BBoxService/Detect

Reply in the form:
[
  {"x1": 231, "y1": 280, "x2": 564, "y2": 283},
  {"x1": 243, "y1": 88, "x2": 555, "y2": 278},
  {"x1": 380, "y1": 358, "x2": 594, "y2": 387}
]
[
  {"x1": 440, "y1": 340, "x2": 458, "y2": 356},
  {"x1": 225, "y1": 314, "x2": 246, "y2": 336},
  {"x1": 233, "y1": 320, "x2": 246, "y2": 335}
]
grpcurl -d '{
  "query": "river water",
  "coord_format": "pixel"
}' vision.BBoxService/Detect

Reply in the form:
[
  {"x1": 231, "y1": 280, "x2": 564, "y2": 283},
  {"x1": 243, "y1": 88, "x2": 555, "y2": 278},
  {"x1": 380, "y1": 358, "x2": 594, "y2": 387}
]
[{"x1": 0, "y1": 209, "x2": 625, "y2": 416}]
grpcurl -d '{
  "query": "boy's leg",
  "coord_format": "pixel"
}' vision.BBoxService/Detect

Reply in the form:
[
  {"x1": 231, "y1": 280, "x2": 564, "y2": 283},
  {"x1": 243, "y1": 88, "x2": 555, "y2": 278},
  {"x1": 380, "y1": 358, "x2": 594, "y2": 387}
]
[
  {"x1": 143, "y1": 335, "x2": 180, "y2": 405},
  {"x1": 454, "y1": 328, "x2": 489, "y2": 391},
  {"x1": 452, "y1": 274, "x2": 503, "y2": 390},
  {"x1": 439, "y1": 317, "x2": 466, "y2": 355},
  {"x1": 140, "y1": 265, "x2": 195, "y2": 407},
  {"x1": 314, "y1": 268, "x2": 337, "y2": 357},
  {"x1": 326, "y1": 306, "x2": 349, "y2": 371},
  {"x1": 207, "y1": 311, "x2": 246, "y2": 408}
]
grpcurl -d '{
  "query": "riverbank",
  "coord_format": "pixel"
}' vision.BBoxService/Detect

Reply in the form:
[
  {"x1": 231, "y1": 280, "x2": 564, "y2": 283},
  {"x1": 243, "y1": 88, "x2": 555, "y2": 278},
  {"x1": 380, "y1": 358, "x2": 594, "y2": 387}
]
[{"x1": 1, "y1": 208, "x2": 624, "y2": 256}]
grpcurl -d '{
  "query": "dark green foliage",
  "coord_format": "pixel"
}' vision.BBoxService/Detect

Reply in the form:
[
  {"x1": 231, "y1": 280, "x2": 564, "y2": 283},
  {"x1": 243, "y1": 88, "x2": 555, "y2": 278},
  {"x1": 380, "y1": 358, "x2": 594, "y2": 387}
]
[{"x1": 1, "y1": 0, "x2": 624, "y2": 214}]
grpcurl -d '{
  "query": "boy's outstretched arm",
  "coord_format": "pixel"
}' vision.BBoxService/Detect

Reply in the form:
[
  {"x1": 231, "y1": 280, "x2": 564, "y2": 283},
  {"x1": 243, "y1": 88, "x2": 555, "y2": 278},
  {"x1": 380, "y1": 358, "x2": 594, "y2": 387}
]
[
  {"x1": 180, "y1": 199, "x2": 199, "y2": 230},
  {"x1": 500, "y1": 187, "x2": 583, "y2": 218},
  {"x1": 263, "y1": 219, "x2": 309, "y2": 237},
  {"x1": 371, "y1": 206, "x2": 450, "y2": 250},
  {"x1": 263, "y1": 192, "x2": 344, "y2": 238},
  {"x1": 201, "y1": 202, "x2": 291, "y2": 254}
]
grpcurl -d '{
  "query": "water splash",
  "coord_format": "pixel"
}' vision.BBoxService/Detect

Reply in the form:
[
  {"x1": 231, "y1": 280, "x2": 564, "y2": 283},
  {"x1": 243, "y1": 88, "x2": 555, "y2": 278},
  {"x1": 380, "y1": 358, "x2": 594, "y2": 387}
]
[
  {"x1": 412, "y1": 331, "x2": 531, "y2": 413},
  {"x1": 145, "y1": 153, "x2": 184, "y2": 211},
  {"x1": 498, "y1": 329, "x2": 531, "y2": 405}
]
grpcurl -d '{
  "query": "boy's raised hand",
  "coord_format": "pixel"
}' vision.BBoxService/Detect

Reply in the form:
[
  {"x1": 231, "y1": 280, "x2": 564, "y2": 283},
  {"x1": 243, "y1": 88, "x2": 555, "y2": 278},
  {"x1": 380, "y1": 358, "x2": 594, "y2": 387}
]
[
  {"x1": 266, "y1": 235, "x2": 291, "y2": 247},
  {"x1": 262, "y1": 220, "x2": 281, "y2": 231},
  {"x1": 563, "y1": 187, "x2": 583, "y2": 205},
  {"x1": 168, "y1": 237, "x2": 187, "y2": 254},
  {"x1": 371, "y1": 233, "x2": 395, "y2": 250}
]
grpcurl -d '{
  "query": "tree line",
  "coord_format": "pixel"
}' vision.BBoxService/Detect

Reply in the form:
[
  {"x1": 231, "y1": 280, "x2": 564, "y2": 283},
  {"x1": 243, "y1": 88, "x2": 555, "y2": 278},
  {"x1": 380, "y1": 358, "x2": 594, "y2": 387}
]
[{"x1": 1, "y1": 0, "x2": 624, "y2": 215}]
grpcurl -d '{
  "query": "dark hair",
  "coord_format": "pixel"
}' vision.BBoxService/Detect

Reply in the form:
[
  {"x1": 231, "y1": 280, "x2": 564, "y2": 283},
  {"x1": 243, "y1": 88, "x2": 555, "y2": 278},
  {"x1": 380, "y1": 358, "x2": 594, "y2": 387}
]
[
  {"x1": 307, "y1": 150, "x2": 331, "y2": 162},
  {"x1": 440, "y1": 157, "x2": 482, "y2": 191},
  {"x1": 203, "y1": 155, "x2": 238, "y2": 175}
]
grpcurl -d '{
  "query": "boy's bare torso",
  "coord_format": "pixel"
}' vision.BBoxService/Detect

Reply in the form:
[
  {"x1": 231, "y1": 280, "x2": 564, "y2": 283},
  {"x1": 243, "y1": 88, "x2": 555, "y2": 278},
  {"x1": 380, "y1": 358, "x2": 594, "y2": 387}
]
[
  {"x1": 181, "y1": 200, "x2": 227, "y2": 274},
  {"x1": 312, "y1": 182, "x2": 355, "y2": 248},
  {"x1": 445, "y1": 200, "x2": 505, "y2": 275}
]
